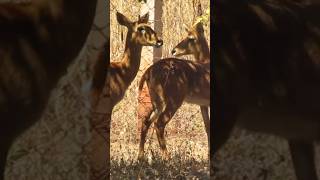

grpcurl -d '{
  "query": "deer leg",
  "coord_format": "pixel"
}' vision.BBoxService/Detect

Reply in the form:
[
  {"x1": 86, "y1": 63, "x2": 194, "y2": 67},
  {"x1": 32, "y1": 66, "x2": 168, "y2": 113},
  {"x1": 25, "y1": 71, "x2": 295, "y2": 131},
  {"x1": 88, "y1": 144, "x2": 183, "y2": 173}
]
[
  {"x1": 154, "y1": 119, "x2": 168, "y2": 160},
  {"x1": 288, "y1": 141, "x2": 317, "y2": 180},
  {"x1": 154, "y1": 106, "x2": 179, "y2": 160},
  {"x1": 138, "y1": 109, "x2": 158, "y2": 160},
  {"x1": 200, "y1": 106, "x2": 210, "y2": 146}
]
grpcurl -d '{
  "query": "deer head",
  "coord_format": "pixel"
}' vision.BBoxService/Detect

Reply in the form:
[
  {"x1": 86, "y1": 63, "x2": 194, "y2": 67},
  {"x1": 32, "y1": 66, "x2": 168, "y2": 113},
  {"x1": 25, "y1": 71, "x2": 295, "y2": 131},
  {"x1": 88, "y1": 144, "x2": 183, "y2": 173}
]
[
  {"x1": 116, "y1": 12, "x2": 163, "y2": 47},
  {"x1": 171, "y1": 22, "x2": 206, "y2": 57}
]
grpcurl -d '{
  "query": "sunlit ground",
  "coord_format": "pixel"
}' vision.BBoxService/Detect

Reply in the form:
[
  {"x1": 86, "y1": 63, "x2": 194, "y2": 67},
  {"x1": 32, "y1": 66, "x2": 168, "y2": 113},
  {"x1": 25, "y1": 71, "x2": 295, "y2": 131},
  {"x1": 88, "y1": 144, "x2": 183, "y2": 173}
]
[{"x1": 111, "y1": 87, "x2": 209, "y2": 179}]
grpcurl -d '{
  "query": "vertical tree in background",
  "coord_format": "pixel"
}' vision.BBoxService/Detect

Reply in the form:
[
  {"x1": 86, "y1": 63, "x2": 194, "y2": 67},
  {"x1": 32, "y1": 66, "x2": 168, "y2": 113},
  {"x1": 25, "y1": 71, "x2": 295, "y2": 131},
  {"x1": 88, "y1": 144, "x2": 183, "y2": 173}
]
[
  {"x1": 154, "y1": 0, "x2": 163, "y2": 61},
  {"x1": 87, "y1": 1, "x2": 110, "y2": 179},
  {"x1": 137, "y1": 0, "x2": 163, "y2": 138}
]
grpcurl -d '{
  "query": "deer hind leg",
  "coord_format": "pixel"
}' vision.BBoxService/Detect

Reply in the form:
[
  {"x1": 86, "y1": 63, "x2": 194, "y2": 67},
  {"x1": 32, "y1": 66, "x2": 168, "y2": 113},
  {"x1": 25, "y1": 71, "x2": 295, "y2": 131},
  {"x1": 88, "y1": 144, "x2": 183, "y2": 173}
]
[
  {"x1": 154, "y1": 104, "x2": 181, "y2": 160},
  {"x1": 138, "y1": 85, "x2": 166, "y2": 161},
  {"x1": 138, "y1": 108, "x2": 158, "y2": 160},
  {"x1": 289, "y1": 141, "x2": 318, "y2": 180}
]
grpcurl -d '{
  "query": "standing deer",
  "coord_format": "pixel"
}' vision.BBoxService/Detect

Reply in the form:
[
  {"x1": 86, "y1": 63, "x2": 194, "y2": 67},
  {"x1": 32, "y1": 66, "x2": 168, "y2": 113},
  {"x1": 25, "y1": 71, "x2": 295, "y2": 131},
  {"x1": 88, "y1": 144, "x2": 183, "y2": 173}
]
[
  {"x1": 137, "y1": 22, "x2": 210, "y2": 160},
  {"x1": 214, "y1": 0, "x2": 320, "y2": 180},
  {"x1": 0, "y1": 0, "x2": 97, "y2": 179},
  {"x1": 88, "y1": 12, "x2": 162, "y2": 178},
  {"x1": 90, "y1": 12, "x2": 163, "y2": 110}
]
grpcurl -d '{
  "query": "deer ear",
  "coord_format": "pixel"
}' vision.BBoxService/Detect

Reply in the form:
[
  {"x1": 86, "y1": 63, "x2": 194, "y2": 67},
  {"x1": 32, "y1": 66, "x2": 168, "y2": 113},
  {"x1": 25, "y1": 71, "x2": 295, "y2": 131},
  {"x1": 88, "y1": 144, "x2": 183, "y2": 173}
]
[
  {"x1": 116, "y1": 12, "x2": 131, "y2": 27},
  {"x1": 183, "y1": 23, "x2": 191, "y2": 32},
  {"x1": 138, "y1": 12, "x2": 149, "y2": 23},
  {"x1": 195, "y1": 22, "x2": 204, "y2": 34}
]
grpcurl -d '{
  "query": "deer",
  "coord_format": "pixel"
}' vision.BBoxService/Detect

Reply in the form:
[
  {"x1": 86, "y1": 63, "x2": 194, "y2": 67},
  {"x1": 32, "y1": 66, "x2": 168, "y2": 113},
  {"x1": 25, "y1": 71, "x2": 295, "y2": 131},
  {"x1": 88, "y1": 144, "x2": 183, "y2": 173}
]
[
  {"x1": 137, "y1": 22, "x2": 210, "y2": 160},
  {"x1": 213, "y1": 0, "x2": 320, "y2": 180},
  {"x1": 88, "y1": 11, "x2": 162, "y2": 178},
  {"x1": 90, "y1": 11, "x2": 163, "y2": 110},
  {"x1": 0, "y1": 0, "x2": 97, "y2": 179}
]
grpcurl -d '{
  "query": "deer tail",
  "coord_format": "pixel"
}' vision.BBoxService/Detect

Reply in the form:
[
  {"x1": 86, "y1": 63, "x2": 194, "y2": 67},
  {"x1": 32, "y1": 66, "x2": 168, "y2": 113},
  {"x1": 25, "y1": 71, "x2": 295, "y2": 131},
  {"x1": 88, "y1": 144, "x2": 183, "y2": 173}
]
[{"x1": 138, "y1": 69, "x2": 149, "y2": 92}]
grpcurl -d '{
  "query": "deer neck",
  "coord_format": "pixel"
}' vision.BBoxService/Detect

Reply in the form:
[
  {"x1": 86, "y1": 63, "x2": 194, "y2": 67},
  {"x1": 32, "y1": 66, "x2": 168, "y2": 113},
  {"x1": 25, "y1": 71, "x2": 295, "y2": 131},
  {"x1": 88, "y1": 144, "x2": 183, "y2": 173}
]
[
  {"x1": 194, "y1": 37, "x2": 210, "y2": 64},
  {"x1": 121, "y1": 35, "x2": 143, "y2": 84}
]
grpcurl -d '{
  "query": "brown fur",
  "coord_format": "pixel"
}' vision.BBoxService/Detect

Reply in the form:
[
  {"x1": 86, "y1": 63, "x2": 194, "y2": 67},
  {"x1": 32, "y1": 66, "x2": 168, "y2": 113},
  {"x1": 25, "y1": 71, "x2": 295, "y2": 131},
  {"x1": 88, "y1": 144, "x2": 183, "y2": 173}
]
[
  {"x1": 0, "y1": 0, "x2": 97, "y2": 179},
  {"x1": 172, "y1": 22, "x2": 210, "y2": 64},
  {"x1": 89, "y1": 12, "x2": 162, "y2": 178},
  {"x1": 214, "y1": 1, "x2": 320, "y2": 179},
  {"x1": 137, "y1": 23, "x2": 210, "y2": 160},
  {"x1": 90, "y1": 12, "x2": 162, "y2": 109}
]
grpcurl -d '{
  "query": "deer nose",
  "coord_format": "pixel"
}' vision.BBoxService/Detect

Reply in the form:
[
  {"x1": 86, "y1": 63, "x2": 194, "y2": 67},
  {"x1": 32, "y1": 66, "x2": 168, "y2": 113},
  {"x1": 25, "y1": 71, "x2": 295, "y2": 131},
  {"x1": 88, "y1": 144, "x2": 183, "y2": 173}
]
[
  {"x1": 156, "y1": 40, "x2": 163, "y2": 47},
  {"x1": 171, "y1": 49, "x2": 176, "y2": 56}
]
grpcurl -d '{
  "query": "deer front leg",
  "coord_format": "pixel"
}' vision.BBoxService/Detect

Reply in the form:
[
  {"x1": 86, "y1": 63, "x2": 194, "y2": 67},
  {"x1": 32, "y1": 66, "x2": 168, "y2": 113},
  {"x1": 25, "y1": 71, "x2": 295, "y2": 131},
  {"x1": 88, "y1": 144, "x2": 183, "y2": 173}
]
[
  {"x1": 200, "y1": 106, "x2": 210, "y2": 146},
  {"x1": 289, "y1": 140, "x2": 318, "y2": 180}
]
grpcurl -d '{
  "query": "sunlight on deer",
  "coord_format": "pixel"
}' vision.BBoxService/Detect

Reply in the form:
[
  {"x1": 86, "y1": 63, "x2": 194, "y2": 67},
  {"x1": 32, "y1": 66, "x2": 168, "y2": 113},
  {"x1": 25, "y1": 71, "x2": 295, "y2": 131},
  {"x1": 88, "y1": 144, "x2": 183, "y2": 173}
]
[
  {"x1": 90, "y1": 12, "x2": 163, "y2": 111},
  {"x1": 137, "y1": 22, "x2": 210, "y2": 161}
]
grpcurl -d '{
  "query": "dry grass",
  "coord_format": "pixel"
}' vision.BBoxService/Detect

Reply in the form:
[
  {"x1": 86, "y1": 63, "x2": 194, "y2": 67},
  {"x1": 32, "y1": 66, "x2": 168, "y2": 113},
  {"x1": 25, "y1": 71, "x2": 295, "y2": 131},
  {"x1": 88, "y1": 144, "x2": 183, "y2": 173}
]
[
  {"x1": 111, "y1": 96, "x2": 209, "y2": 179},
  {"x1": 213, "y1": 129, "x2": 295, "y2": 180}
]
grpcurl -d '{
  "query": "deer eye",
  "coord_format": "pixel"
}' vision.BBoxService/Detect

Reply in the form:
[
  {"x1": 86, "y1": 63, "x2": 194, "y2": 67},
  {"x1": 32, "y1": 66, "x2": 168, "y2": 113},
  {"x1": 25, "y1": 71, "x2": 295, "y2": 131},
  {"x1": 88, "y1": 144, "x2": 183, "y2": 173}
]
[
  {"x1": 138, "y1": 27, "x2": 146, "y2": 33},
  {"x1": 188, "y1": 36, "x2": 196, "y2": 42}
]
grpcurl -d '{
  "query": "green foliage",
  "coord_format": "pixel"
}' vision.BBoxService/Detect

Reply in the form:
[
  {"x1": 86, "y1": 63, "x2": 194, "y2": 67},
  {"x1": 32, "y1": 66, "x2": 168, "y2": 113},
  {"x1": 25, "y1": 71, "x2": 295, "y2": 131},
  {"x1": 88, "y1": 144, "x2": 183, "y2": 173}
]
[{"x1": 194, "y1": 8, "x2": 210, "y2": 26}]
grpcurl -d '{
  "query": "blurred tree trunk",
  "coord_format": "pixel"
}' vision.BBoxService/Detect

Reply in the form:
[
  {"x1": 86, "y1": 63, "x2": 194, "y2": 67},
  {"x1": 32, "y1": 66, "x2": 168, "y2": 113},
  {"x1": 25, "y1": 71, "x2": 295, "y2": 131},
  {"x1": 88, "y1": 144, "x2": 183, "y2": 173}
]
[
  {"x1": 154, "y1": 0, "x2": 163, "y2": 62},
  {"x1": 86, "y1": 0, "x2": 110, "y2": 179}
]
